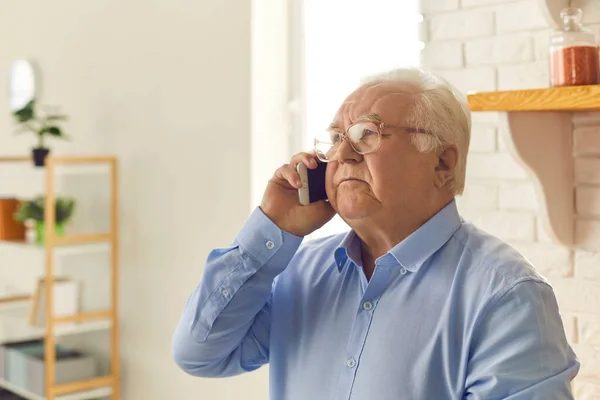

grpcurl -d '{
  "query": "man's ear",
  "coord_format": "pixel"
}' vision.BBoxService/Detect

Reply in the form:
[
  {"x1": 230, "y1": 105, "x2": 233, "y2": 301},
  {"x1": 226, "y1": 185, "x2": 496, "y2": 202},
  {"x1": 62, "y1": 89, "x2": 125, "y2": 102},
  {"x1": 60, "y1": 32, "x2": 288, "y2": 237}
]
[{"x1": 434, "y1": 145, "x2": 458, "y2": 188}]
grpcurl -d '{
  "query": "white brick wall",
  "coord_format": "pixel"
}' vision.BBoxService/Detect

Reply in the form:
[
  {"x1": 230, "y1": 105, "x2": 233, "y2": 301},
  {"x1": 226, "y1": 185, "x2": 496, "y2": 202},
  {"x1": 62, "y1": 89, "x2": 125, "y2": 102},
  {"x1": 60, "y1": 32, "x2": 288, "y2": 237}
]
[
  {"x1": 573, "y1": 111, "x2": 600, "y2": 126},
  {"x1": 577, "y1": 187, "x2": 600, "y2": 216},
  {"x1": 498, "y1": 61, "x2": 549, "y2": 90},
  {"x1": 575, "y1": 251, "x2": 600, "y2": 281},
  {"x1": 499, "y1": 181, "x2": 538, "y2": 211},
  {"x1": 579, "y1": 316, "x2": 600, "y2": 347},
  {"x1": 574, "y1": 126, "x2": 600, "y2": 154},
  {"x1": 421, "y1": 0, "x2": 600, "y2": 393},
  {"x1": 574, "y1": 380, "x2": 600, "y2": 400},
  {"x1": 536, "y1": 218, "x2": 556, "y2": 243},
  {"x1": 576, "y1": 158, "x2": 600, "y2": 185},
  {"x1": 577, "y1": 220, "x2": 600, "y2": 252},
  {"x1": 421, "y1": 41, "x2": 463, "y2": 68},
  {"x1": 495, "y1": 0, "x2": 549, "y2": 32},
  {"x1": 509, "y1": 241, "x2": 573, "y2": 277},
  {"x1": 469, "y1": 125, "x2": 497, "y2": 152},
  {"x1": 429, "y1": 9, "x2": 495, "y2": 40},
  {"x1": 467, "y1": 211, "x2": 536, "y2": 241},
  {"x1": 465, "y1": 34, "x2": 534, "y2": 65},
  {"x1": 466, "y1": 153, "x2": 528, "y2": 180},
  {"x1": 460, "y1": 0, "x2": 506, "y2": 7},
  {"x1": 434, "y1": 67, "x2": 497, "y2": 93},
  {"x1": 553, "y1": 279, "x2": 600, "y2": 315},
  {"x1": 456, "y1": 183, "x2": 498, "y2": 210},
  {"x1": 420, "y1": 0, "x2": 459, "y2": 14},
  {"x1": 571, "y1": 344, "x2": 600, "y2": 380},
  {"x1": 582, "y1": 2, "x2": 600, "y2": 24},
  {"x1": 470, "y1": 111, "x2": 499, "y2": 125}
]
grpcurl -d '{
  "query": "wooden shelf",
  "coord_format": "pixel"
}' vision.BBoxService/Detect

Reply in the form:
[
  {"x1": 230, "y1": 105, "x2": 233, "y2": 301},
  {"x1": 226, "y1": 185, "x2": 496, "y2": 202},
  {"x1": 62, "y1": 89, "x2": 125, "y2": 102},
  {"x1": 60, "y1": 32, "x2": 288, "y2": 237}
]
[
  {"x1": 0, "y1": 302, "x2": 111, "y2": 345},
  {"x1": 0, "y1": 241, "x2": 110, "y2": 256},
  {"x1": 0, "y1": 377, "x2": 112, "y2": 400},
  {"x1": 51, "y1": 234, "x2": 112, "y2": 246},
  {"x1": 467, "y1": 86, "x2": 600, "y2": 248},
  {"x1": 0, "y1": 155, "x2": 115, "y2": 166},
  {"x1": 467, "y1": 85, "x2": 600, "y2": 112},
  {"x1": 0, "y1": 233, "x2": 115, "y2": 247}
]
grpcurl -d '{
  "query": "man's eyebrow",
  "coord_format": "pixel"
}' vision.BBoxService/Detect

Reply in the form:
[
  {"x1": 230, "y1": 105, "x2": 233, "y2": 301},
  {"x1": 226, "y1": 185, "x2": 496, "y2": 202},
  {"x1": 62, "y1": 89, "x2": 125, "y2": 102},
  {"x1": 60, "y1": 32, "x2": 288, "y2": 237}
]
[
  {"x1": 328, "y1": 114, "x2": 382, "y2": 130},
  {"x1": 327, "y1": 121, "x2": 341, "y2": 131},
  {"x1": 359, "y1": 113, "x2": 382, "y2": 122}
]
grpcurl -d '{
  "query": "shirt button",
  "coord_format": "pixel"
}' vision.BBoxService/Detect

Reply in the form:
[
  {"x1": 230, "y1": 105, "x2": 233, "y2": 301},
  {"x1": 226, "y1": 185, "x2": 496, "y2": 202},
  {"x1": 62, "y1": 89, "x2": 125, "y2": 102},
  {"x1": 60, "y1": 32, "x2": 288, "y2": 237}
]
[
  {"x1": 346, "y1": 358, "x2": 356, "y2": 368},
  {"x1": 363, "y1": 301, "x2": 373, "y2": 311},
  {"x1": 400, "y1": 268, "x2": 407, "y2": 275},
  {"x1": 265, "y1": 240, "x2": 275, "y2": 249},
  {"x1": 221, "y1": 288, "x2": 230, "y2": 298}
]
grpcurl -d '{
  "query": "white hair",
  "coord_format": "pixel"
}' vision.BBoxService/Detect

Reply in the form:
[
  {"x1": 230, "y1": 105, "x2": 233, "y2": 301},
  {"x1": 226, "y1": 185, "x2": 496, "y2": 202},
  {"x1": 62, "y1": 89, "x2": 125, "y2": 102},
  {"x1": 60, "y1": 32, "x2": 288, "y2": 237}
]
[{"x1": 360, "y1": 67, "x2": 471, "y2": 195}]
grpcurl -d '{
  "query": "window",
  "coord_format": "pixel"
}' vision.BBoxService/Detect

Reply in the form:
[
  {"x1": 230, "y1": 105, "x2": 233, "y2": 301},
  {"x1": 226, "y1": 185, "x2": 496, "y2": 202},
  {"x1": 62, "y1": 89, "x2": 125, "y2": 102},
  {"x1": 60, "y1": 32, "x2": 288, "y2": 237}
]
[{"x1": 300, "y1": 0, "x2": 423, "y2": 239}]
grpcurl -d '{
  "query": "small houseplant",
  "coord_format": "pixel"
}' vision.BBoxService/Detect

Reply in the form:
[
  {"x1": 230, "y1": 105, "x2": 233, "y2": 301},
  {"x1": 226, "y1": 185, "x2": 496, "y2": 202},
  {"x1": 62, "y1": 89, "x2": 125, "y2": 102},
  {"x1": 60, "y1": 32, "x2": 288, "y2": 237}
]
[
  {"x1": 12, "y1": 99, "x2": 69, "y2": 167},
  {"x1": 14, "y1": 196, "x2": 76, "y2": 243}
]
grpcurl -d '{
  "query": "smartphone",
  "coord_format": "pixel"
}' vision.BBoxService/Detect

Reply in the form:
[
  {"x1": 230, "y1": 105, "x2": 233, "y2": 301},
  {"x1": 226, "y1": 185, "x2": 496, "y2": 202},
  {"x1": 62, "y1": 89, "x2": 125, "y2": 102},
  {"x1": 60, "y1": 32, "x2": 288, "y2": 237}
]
[{"x1": 297, "y1": 161, "x2": 328, "y2": 205}]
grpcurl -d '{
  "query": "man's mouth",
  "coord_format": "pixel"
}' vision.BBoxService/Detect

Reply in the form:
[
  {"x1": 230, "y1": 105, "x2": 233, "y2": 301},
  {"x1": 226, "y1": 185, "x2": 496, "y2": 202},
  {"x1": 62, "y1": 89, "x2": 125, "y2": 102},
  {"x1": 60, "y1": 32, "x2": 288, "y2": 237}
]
[{"x1": 340, "y1": 178, "x2": 363, "y2": 184}]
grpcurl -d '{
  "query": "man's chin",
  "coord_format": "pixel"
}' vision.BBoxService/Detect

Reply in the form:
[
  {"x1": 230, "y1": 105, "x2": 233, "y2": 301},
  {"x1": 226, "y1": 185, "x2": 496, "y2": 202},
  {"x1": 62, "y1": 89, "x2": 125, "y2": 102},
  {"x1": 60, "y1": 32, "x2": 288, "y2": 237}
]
[{"x1": 336, "y1": 199, "x2": 377, "y2": 221}]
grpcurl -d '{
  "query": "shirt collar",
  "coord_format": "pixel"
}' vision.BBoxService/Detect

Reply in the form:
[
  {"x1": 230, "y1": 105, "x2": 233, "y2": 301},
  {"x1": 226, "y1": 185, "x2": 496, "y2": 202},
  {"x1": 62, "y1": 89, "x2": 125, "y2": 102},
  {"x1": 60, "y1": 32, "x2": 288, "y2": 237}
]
[
  {"x1": 334, "y1": 230, "x2": 360, "y2": 271},
  {"x1": 333, "y1": 199, "x2": 462, "y2": 273}
]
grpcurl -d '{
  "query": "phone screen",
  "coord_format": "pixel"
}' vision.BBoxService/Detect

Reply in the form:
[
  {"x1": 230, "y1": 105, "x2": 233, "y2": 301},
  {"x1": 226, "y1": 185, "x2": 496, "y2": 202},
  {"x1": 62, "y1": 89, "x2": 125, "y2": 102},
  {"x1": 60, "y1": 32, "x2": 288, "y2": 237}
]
[{"x1": 307, "y1": 162, "x2": 327, "y2": 203}]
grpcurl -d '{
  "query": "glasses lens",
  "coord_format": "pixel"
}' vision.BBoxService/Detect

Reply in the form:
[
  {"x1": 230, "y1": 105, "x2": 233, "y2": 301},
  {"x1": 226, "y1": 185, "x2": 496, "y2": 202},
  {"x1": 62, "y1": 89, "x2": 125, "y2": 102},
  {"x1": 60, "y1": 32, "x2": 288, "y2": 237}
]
[
  {"x1": 314, "y1": 121, "x2": 380, "y2": 161},
  {"x1": 315, "y1": 136, "x2": 335, "y2": 161},
  {"x1": 347, "y1": 121, "x2": 380, "y2": 153}
]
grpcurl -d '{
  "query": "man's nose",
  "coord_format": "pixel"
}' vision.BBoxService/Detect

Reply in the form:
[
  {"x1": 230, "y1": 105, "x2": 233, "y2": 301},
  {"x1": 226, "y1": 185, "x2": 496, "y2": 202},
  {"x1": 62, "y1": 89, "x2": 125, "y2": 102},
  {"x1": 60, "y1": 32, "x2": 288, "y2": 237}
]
[{"x1": 334, "y1": 134, "x2": 362, "y2": 164}]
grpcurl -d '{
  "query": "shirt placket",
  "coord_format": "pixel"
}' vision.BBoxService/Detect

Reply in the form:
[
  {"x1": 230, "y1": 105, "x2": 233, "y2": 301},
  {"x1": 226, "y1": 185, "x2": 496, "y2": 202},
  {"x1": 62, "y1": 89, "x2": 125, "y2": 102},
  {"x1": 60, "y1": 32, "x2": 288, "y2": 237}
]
[{"x1": 335, "y1": 261, "x2": 402, "y2": 400}]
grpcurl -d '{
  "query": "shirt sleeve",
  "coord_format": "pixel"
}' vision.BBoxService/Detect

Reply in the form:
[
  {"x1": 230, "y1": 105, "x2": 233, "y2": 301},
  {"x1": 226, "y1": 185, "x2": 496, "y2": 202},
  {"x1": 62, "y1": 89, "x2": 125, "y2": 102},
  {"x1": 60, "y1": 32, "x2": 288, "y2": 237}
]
[
  {"x1": 463, "y1": 278, "x2": 580, "y2": 400},
  {"x1": 171, "y1": 207, "x2": 303, "y2": 378}
]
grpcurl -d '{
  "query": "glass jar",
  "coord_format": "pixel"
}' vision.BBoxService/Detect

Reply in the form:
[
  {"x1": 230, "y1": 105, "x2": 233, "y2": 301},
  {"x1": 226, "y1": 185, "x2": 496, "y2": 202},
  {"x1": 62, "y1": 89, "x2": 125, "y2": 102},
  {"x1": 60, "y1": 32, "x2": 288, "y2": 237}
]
[{"x1": 549, "y1": 7, "x2": 599, "y2": 87}]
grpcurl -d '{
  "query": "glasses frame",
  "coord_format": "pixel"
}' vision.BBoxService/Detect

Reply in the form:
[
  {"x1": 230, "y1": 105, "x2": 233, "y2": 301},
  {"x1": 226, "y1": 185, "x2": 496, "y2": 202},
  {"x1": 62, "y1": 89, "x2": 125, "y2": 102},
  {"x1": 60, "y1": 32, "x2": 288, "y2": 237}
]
[{"x1": 314, "y1": 118, "x2": 432, "y2": 162}]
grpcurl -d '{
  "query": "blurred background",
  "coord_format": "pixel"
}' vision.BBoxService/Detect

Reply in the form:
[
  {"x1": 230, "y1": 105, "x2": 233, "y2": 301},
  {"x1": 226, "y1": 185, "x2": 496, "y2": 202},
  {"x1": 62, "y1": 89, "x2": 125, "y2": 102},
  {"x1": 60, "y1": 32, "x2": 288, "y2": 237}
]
[{"x1": 0, "y1": 0, "x2": 599, "y2": 399}]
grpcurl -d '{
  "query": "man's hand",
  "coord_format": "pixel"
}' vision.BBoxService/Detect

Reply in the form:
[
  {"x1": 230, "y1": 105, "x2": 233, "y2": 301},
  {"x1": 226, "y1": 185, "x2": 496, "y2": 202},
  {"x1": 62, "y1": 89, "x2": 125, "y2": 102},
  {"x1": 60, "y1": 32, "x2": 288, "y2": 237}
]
[{"x1": 260, "y1": 152, "x2": 336, "y2": 237}]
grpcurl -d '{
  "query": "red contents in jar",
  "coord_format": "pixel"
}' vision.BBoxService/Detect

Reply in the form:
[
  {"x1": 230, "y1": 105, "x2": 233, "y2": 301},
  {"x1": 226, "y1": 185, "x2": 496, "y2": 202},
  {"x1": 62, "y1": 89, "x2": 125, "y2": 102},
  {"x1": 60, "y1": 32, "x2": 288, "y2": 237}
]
[{"x1": 550, "y1": 45, "x2": 599, "y2": 86}]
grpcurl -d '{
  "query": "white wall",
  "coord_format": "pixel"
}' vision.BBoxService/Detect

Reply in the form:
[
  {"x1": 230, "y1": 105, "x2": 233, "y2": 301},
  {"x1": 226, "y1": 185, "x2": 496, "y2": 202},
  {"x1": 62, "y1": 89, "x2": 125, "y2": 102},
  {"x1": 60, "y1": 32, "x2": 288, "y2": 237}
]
[
  {"x1": 251, "y1": 0, "x2": 296, "y2": 207},
  {"x1": 420, "y1": 0, "x2": 600, "y2": 398},
  {"x1": 0, "y1": 1, "x2": 270, "y2": 399}
]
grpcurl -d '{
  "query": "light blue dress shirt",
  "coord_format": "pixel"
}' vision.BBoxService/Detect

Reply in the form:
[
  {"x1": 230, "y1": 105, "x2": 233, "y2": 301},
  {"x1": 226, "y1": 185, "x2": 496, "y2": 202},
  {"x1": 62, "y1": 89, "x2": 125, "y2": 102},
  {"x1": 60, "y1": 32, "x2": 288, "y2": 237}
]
[{"x1": 172, "y1": 199, "x2": 579, "y2": 399}]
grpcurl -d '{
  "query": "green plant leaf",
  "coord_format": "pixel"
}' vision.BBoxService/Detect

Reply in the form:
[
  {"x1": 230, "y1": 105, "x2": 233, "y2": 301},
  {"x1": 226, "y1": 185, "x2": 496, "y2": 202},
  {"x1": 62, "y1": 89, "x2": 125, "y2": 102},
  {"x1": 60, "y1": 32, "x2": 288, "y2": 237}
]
[
  {"x1": 13, "y1": 195, "x2": 76, "y2": 223},
  {"x1": 13, "y1": 102, "x2": 35, "y2": 122},
  {"x1": 41, "y1": 126, "x2": 62, "y2": 136},
  {"x1": 46, "y1": 114, "x2": 68, "y2": 121}
]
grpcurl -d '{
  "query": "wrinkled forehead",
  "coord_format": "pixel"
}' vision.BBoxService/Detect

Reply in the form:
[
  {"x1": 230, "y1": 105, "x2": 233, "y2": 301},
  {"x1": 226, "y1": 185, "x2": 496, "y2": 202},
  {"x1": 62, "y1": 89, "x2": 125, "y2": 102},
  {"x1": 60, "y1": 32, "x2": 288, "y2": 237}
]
[{"x1": 332, "y1": 82, "x2": 418, "y2": 128}]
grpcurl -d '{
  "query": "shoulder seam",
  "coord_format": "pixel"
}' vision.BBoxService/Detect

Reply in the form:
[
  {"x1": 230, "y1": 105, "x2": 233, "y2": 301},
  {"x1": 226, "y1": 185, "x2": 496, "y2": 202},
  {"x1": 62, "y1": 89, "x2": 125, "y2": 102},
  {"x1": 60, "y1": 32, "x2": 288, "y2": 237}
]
[
  {"x1": 470, "y1": 278, "x2": 553, "y2": 349},
  {"x1": 449, "y1": 227, "x2": 547, "y2": 287}
]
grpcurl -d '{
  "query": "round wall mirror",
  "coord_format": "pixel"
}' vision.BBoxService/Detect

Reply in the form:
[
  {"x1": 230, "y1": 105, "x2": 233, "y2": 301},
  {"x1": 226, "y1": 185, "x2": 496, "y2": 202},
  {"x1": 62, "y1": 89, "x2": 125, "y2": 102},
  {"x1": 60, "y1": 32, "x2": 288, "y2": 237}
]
[{"x1": 8, "y1": 59, "x2": 37, "y2": 111}]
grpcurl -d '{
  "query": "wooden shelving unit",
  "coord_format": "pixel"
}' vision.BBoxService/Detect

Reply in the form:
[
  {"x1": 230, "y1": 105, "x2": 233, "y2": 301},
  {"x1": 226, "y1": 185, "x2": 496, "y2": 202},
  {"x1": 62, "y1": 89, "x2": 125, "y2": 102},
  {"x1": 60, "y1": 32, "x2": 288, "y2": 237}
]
[
  {"x1": 467, "y1": 85, "x2": 600, "y2": 248},
  {"x1": 0, "y1": 155, "x2": 119, "y2": 400}
]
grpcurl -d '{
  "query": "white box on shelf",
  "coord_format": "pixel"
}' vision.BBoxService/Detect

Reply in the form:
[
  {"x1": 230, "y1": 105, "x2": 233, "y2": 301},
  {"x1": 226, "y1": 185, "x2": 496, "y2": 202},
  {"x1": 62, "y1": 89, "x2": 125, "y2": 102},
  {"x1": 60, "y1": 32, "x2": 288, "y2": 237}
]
[{"x1": 29, "y1": 278, "x2": 78, "y2": 328}]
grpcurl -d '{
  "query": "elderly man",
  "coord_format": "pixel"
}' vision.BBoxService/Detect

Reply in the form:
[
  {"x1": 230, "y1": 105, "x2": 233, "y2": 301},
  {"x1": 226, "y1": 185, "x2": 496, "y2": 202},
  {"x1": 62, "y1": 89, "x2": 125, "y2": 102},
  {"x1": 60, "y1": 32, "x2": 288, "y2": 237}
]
[{"x1": 172, "y1": 67, "x2": 579, "y2": 399}]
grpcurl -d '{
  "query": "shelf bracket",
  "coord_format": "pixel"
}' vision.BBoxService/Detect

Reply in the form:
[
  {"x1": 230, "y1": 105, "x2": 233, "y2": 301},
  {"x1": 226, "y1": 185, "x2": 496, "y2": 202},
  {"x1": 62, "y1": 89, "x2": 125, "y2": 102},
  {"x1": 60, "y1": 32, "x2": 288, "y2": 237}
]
[{"x1": 499, "y1": 111, "x2": 574, "y2": 247}]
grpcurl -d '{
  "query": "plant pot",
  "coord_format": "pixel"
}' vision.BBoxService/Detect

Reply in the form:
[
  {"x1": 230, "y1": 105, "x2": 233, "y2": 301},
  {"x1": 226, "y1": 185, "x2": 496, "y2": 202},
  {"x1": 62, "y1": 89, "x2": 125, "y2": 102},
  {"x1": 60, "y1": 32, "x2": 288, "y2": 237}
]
[
  {"x1": 35, "y1": 221, "x2": 65, "y2": 244},
  {"x1": 31, "y1": 147, "x2": 49, "y2": 167}
]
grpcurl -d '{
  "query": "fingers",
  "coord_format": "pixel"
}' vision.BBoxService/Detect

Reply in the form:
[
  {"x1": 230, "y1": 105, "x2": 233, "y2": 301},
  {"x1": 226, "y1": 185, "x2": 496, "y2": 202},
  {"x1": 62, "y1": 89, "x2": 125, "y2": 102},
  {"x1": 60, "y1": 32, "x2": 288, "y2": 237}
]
[
  {"x1": 272, "y1": 152, "x2": 322, "y2": 191},
  {"x1": 307, "y1": 199, "x2": 336, "y2": 224},
  {"x1": 274, "y1": 164, "x2": 303, "y2": 189},
  {"x1": 273, "y1": 152, "x2": 319, "y2": 189},
  {"x1": 290, "y1": 152, "x2": 318, "y2": 170}
]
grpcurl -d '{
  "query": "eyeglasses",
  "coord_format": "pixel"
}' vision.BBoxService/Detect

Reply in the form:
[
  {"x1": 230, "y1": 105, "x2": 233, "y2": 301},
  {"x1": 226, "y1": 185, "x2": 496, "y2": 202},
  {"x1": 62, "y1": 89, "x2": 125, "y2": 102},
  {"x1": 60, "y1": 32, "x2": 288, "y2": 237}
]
[{"x1": 314, "y1": 118, "x2": 432, "y2": 162}]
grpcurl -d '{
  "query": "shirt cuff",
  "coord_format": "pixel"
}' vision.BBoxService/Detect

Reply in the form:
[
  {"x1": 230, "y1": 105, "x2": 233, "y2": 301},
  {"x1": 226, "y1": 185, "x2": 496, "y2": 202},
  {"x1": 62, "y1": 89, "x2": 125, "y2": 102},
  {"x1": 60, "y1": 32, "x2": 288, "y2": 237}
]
[{"x1": 235, "y1": 207, "x2": 304, "y2": 268}]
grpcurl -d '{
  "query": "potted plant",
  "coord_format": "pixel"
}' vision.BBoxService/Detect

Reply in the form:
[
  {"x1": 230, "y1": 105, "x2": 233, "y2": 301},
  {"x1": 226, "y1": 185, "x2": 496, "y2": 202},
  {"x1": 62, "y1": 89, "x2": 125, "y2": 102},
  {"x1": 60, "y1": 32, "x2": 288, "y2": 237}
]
[
  {"x1": 12, "y1": 99, "x2": 69, "y2": 167},
  {"x1": 13, "y1": 196, "x2": 76, "y2": 243}
]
